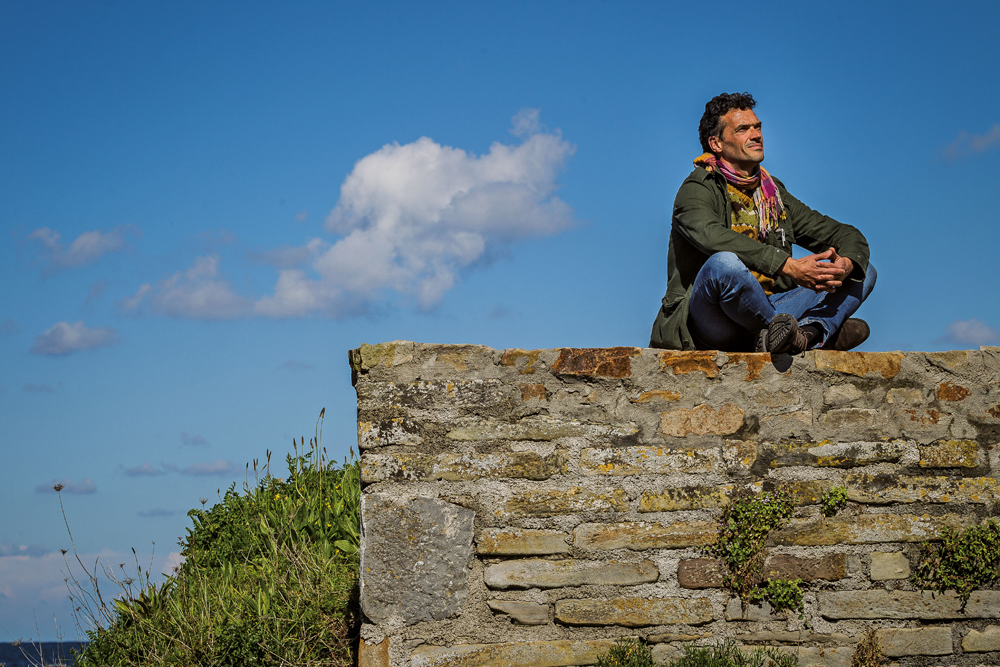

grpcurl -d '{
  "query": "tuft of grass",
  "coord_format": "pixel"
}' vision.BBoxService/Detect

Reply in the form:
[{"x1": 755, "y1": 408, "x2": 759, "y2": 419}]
[
  {"x1": 58, "y1": 410, "x2": 360, "y2": 667},
  {"x1": 663, "y1": 639, "x2": 797, "y2": 667},
  {"x1": 595, "y1": 638, "x2": 655, "y2": 667},
  {"x1": 851, "y1": 629, "x2": 883, "y2": 667}
]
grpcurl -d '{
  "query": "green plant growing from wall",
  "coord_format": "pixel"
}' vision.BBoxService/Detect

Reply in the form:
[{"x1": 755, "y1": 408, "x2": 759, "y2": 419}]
[
  {"x1": 703, "y1": 486, "x2": 807, "y2": 619},
  {"x1": 820, "y1": 486, "x2": 848, "y2": 517},
  {"x1": 595, "y1": 638, "x2": 655, "y2": 667},
  {"x1": 851, "y1": 629, "x2": 883, "y2": 667},
  {"x1": 910, "y1": 518, "x2": 1000, "y2": 608},
  {"x1": 664, "y1": 639, "x2": 797, "y2": 667}
]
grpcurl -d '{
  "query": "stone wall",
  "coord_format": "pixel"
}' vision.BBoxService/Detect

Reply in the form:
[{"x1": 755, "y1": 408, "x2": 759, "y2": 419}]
[{"x1": 350, "y1": 342, "x2": 1000, "y2": 667}]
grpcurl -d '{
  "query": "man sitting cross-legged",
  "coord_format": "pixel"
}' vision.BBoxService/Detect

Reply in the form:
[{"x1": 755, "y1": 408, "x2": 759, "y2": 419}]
[{"x1": 649, "y1": 92, "x2": 876, "y2": 354}]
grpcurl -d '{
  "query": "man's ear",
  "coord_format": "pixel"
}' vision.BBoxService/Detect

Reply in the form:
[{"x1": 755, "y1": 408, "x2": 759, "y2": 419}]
[{"x1": 707, "y1": 134, "x2": 722, "y2": 153}]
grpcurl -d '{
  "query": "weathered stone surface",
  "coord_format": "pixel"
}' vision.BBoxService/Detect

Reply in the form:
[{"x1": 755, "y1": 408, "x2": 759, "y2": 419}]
[
  {"x1": 360, "y1": 494, "x2": 475, "y2": 625},
  {"x1": 488, "y1": 600, "x2": 550, "y2": 625},
  {"x1": 520, "y1": 383, "x2": 548, "y2": 401},
  {"x1": 937, "y1": 382, "x2": 971, "y2": 401},
  {"x1": 483, "y1": 558, "x2": 658, "y2": 589},
  {"x1": 814, "y1": 351, "x2": 903, "y2": 378},
  {"x1": 773, "y1": 646, "x2": 853, "y2": 667},
  {"x1": 582, "y1": 444, "x2": 750, "y2": 476},
  {"x1": 824, "y1": 384, "x2": 864, "y2": 406},
  {"x1": 726, "y1": 598, "x2": 783, "y2": 621},
  {"x1": 478, "y1": 528, "x2": 570, "y2": 555},
  {"x1": 574, "y1": 521, "x2": 716, "y2": 551},
  {"x1": 631, "y1": 389, "x2": 681, "y2": 403},
  {"x1": 819, "y1": 590, "x2": 1000, "y2": 619},
  {"x1": 770, "y1": 513, "x2": 975, "y2": 546},
  {"x1": 649, "y1": 645, "x2": 684, "y2": 664},
  {"x1": 350, "y1": 341, "x2": 412, "y2": 372},
  {"x1": 723, "y1": 352, "x2": 770, "y2": 381},
  {"x1": 870, "y1": 551, "x2": 910, "y2": 580},
  {"x1": 357, "y1": 379, "x2": 509, "y2": 409},
  {"x1": 761, "y1": 409, "x2": 813, "y2": 434},
  {"x1": 646, "y1": 633, "x2": 708, "y2": 643},
  {"x1": 551, "y1": 347, "x2": 640, "y2": 378},
  {"x1": 918, "y1": 439, "x2": 979, "y2": 468},
  {"x1": 963, "y1": 625, "x2": 1000, "y2": 652},
  {"x1": 362, "y1": 451, "x2": 568, "y2": 483},
  {"x1": 447, "y1": 416, "x2": 638, "y2": 442},
  {"x1": 658, "y1": 350, "x2": 719, "y2": 377},
  {"x1": 770, "y1": 479, "x2": 838, "y2": 506},
  {"x1": 738, "y1": 631, "x2": 852, "y2": 644},
  {"x1": 500, "y1": 348, "x2": 542, "y2": 374},
  {"x1": 846, "y1": 473, "x2": 999, "y2": 504},
  {"x1": 639, "y1": 483, "x2": 748, "y2": 512},
  {"x1": 410, "y1": 640, "x2": 619, "y2": 667},
  {"x1": 764, "y1": 553, "x2": 847, "y2": 581},
  {"x1": 887, "y1": 387, "x2": 922, "y2": 404},
  {"x1": 767, "y1": 440, "x2": 908, "y2": 468},
  {"x1": 896, "y1": 409, "x2": 953, "y2": 441},
  {"x1": 555, "y1": 597, "x2": 713, "y2": 627},
  {"x1": 877, "y1": 626, "x2": 953, "y2": 656},
  {"x1": 819, "y1": 408, "x2": 879, "y2": 429},
  {"x1": 504, "y1": 487, "x2": 629, "y2": 517},
  {"x1": 660, "y1": 404, "x2": 744, "y2": 437},
  {"x1": 677, "y1": 558, "x2": 725, "y2": 588},
  {"x1": 754, "y1": 387, "x2": 802, "y2": 408},
  {"x1": 358, "y1": 417, "x2": 424, "y2": 448},
  {"x1": 360, "y1": 638, "x2": 390, "y2": 667}
]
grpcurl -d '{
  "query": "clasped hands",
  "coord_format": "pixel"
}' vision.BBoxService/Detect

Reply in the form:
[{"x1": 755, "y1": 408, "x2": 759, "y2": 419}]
[{"x1": 779, "y1": 248, "x2": 853, "y2": 293}]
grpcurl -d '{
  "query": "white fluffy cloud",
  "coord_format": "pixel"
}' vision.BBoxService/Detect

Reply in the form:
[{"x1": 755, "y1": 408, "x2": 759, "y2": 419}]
[
  {"x1": 28, "y1": 226, "x2": 134, "y2": 270},
  {"x1": 254, "y1": 109, "x2": 575, "y2": 317},
  {"x1": 938, "y1": 318, "x2": 1000, "y2": 346},
  {"x1": 30, "y1": 321, "x2": 119, "y2": 356},
  {"x1": 181, "y1": 459, "x2": 233, "y2": 476},
  {"x1": 121, "y1": 255, "x2": 249, "y2": 319},
  {"x1": 943, "y1": 124, "x2": 1000, "y2": 160}
]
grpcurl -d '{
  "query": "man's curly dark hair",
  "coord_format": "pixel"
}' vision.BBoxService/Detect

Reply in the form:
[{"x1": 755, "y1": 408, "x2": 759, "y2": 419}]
[{"x1": 698, "y1": 92, "x2": 757, "y2": 154}]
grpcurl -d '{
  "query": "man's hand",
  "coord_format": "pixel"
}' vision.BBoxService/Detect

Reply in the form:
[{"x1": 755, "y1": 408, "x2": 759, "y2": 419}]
[{"x1": 779, "y1": 248, "x2": 853, "y2": 293}]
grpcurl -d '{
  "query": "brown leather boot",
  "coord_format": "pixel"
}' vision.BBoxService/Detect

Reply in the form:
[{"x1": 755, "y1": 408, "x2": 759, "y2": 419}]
[
  {"x1": 755, "y1": 313, "x2": 801, "y2": 353},
  {"x1": 824, "y1": 318, "x2": 870, "y2": 351}
]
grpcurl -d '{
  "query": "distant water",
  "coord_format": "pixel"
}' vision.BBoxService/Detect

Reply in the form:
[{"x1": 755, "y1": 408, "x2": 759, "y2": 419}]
[{"x1": 0, "y1": 642, "x2": 87, "y2": 667}]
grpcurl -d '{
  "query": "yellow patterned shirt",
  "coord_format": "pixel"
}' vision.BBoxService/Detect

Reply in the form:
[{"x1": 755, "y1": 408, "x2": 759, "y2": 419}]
[{"x1": 726, "y1": 183, "x2": 785, "y2": 295}]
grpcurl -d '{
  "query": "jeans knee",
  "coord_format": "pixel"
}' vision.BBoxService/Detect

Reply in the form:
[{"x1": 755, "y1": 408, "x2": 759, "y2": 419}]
[{"x1": 703, "y1": 252, "x2": 747, "y2": 275}]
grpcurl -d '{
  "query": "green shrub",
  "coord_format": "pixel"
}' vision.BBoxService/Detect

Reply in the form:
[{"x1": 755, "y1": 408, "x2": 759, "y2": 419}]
[
  {"x1": 820, "y1": 486, "x2": 848, "y2": 517},
  {"x1": 663, "y1": 639, "x2": 797, "y2": 667},
  {"x1": 60, "y1": 411, "x2": 360, "y2": 667},
  {"x1": 910, "y1": 518, "x2": 1000, "y2": 607},
  {"x1": 751, "y1": 578, "x2": 804, "y2": 618},
  {"x1": 595, "y1": 638, "x2": 655, "y2": 667}
]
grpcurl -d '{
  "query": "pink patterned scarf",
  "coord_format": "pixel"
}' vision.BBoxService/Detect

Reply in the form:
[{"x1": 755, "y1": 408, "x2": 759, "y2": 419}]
[{"x1": 694, "y1": 153, "x2": 785, "y2": 239}]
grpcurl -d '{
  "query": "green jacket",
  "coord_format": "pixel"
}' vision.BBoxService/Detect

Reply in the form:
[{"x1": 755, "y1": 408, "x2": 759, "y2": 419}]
[{"x1": 649, "y1": 167, "x2": 870, "y2": 350}]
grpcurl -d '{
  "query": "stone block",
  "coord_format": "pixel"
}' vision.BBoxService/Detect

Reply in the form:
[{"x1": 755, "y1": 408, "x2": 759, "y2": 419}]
[
  {"x1": 350, "y1": 341, "x2": 413, "y2": 372},
  {"x1": 919, "y1": 439, "x2": 980, "y2": 468},
  {"x1": 488, "y1": 600, "x2": 550, "y2": 625},
  {"x1": 358, "y1": 417, "x2": 424, "y2": 448},
  {"x1": 896, "y1": 409, "x2": 953, "y2": 441},
  {"x1": 771, "y1": 479, "x2": 838, "y2": 506},
  {"x1": 818, "y1": 590, "x2": 1000, "y2": 619},
  {"x1": 504, "y1": 487, "x2": 629, "y2": 517},
  {"x1": 887, "y1": 387, "x2": 922, "y2": 405},
  {"x1": 362, "y1": 451, "x2": 568, "y2": 483},
  {"x1": 660, "y1": 404, "x2": 744, "y2": 437},
  {"x1": 760, "y1": 409, "x2": 814, "y2": 436},
  {"x1": 846, "y1": 473, "x2": 999, "y2": 504},
  {"x1": 555, "y1": 597, "x2": 713, "y2": 627},
  {"x1": 658, "y1": 350, "x2": 720, "y2": 377},
  {"x1": 359, "y1": 494, "x2": 475, "y2": 625},
  {"x1": 820, "y1": 408, "x2": 879, "y2": 429},
  {"x1": 963, "y1": 625, "x2": 1000, "y2": 652},
  {"x1": 937, "y1": 382, "x2": 971, "y2": 401},
  {"x1": 631, "y1": 389, "x2": 681, "y2": 403},
  {"x1": 520, "y1": 383, "x2": 548, "y2": 401},
  {"x1": 483, "y1": 558, "x2": 658, "y2": 589},
  {"x1": 767, "y1": 440, "x2": 908, "y2": 468},
  {"x1": 447, "y1": 416, "x2": 638, "y2": 442},
  {"x1": 551, "y1": 347, "x2": 641, "y2": 378},
  {"x1": 359, "y1": 638, "x2": 390, "y2": 667},
  {"x1": 877, "y1": 626, "x2": 953, "y2": 656},
  {"x1": 770, "y1": 513, "x2": 975, "y2": 546},
  {"x1": 649, "y1": 644, "x2": 683, "y2": 664},
  {"x1": 500, "y1": 348, "x2": 542, "y2": 374},
  {"x1": 814, "y1": 351, "x2": 903, "y2": 378},
  {"x1": 725, "y1": 598, "x2": 783, "y2": 621},
  {"x1": 763, "y1": 553, "x2": 847, "y2": 581},
  {"x1": 478, "y1": 528, "x2": 569, "y2": 555},
  {"x1": 639, "y1": 483, "x2": 752, "y2": 512},
  {"x1": 677, "y1": 558, "x2": 725, "y2": 588},
  {"x1": 722, "y1": 352, "x2": 771, "y2": 381},
  {"x1": 584, "y1": 445, "x2": 720, "y2": 475},
  {"x1": 824, "y1": 384, "x2": 864, "y2": 406},
  {"x1": 356, "y1": 379, "x2": 509, "y2": 410},
  {"x1": 738, "y1": 631, "x2": 852, "y2": 643},
  {"x1": 870, "y1": 551, "x2": 910, "y2": 580},
  {"x1": 754, "y1": 386, "x2": 802, "y2": 408},
  {"x1": 574, "y1": 521, "x2": 716, "y2": 551},
  {"x1": 410, "y1": 640, "x2": 619, "y2": 667},
  {"x1": 773, "y1": 646, "x2": 853, "y2": 667}
]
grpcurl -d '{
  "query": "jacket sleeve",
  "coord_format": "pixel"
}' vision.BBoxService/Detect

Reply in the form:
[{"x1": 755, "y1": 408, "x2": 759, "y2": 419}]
[
  {"x1": 673, "y1": 177, "x2": 791, "y2": 277},
  {"x1": 779, "y1": 185, "x2": 870, "y2": 282}
]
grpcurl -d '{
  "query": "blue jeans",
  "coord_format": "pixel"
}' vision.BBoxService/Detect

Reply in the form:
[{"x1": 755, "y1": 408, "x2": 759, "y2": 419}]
[{"x1": 688, "y1": 251, "x2": 877, "y2": 351}]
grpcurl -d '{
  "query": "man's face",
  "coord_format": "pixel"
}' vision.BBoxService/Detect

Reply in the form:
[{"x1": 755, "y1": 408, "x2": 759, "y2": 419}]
[{"x1": 708, "y1": 108, "x2": 764, "y2": 170}]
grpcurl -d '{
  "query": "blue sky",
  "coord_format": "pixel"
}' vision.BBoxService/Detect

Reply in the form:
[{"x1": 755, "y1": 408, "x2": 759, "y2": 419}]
[{"x1": 3, "y1": 0, "x2": 1000, "y2": 642}]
